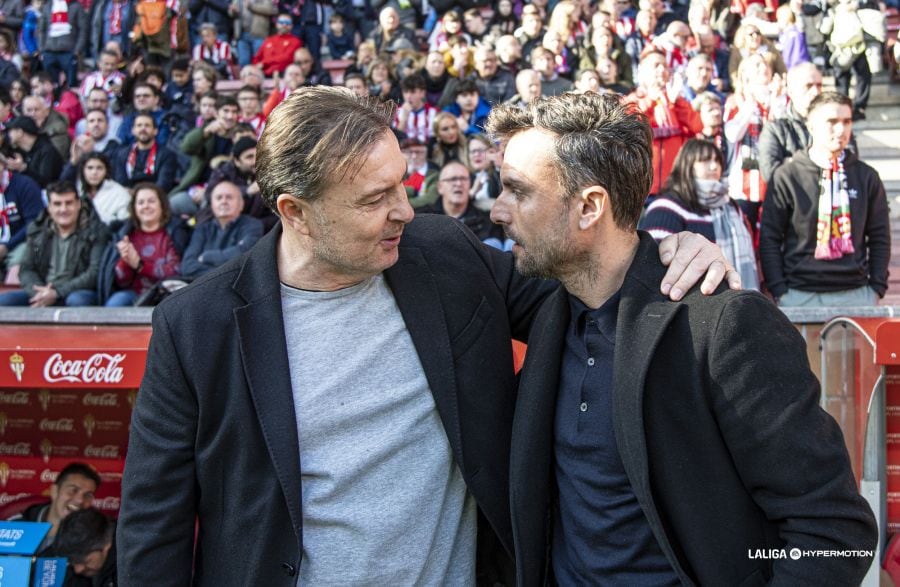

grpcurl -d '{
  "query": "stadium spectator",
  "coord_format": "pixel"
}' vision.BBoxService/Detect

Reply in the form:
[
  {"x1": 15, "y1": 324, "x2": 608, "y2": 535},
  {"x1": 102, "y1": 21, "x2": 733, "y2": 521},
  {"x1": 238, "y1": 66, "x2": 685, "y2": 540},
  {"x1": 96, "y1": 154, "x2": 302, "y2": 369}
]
[
  {"x1": 580, "y1": 21, "x2": 634, "y2": 88},
  {"x1": 117, "y1": 82, "x2": 170, "y2": 147},
  {"x1": 325, "y1": 13, "x2": 355, "y2": 60},
  {"x1": 0, "y1": 182, "x2": 109, "y2": 306},
  {"x1": 74, "y1": 88, "x2": 124, "y2": 140},
  {"x1": 470, "y1": 45, "x2": 516, "y2": 105},
  {"x1": 78, "y1": 49, "x2": 126, "y2": 104},
  {"x1": 682, "y1": 53, "x2": 724, "y2": 102},
  {"x1": 236, "y1": 85, "x2": 265, "y2": 137},
  {"x1": 694, "y1": 91, "x2": 727, "y2": 162},
  {"x1": 89, "y1": 0, "x2": 132, "y2": 59},
  {"x1": 760, "y1": 92, "x2": 889, "y2": 307},
  {"x1": 624, "y1": 9, "x2": 656, "y2": 80},
  {"x1": 262, "y1": 63, "x2": 305, "y2": 117},
  {"x1": 71, "y1": 152, "x2": 132, "y2": 226},
  {"x1": 100, "y1": 183, "x2": 186, "y2": 306},
  {"x1": 728, "y1": 23, "x2": 786, "y2": 91},
  {"x1": 573, "y1": 68, "x2": 602, "y2": 94},
  {"x1": 5, "y1": 115, "x2": 64, "y2": 187},
  {"x1": 418, "y1": 159, "x2": 505, "y2": 242},
  {"x1": 400, "y1": 137, "x2": 435, "y2": 202},
  {"x1": 443, "y1": 79, "x2": 490, "y2": 136},
  {"x1": 530, "y1": 46, "x2": 573, "y2": 96},
  {"x1": 192, "y1": 22, "x2": 234, "y2": 80},
  {"x1": 691, "y1": 24, "x2": 730, "y2": 93},
  {"x1": 110, "y1": 113, "x2": 178, "y2": 192},
  {"x1": 0, "y1": 0, "x2": 25, "y2": 42},
  {"x1": 462, "y1": 8, "x2": 492, "y2": 45},
  {"x1": 467, "y1": 133, "x2": 501, "y2": 209},
  {"x1": 393, "y1": 74, "x2": 437, "y2": 143},
  {"x1": 30, "y1": 71, "x2": 83, "y2": 141},
  {"x1": 495, "y1": 34, "x2": 523, "y2": 75},
  {"x1": 505, "y1": 68, "x2": 542, "y2": 108},
  {"x1": 7, "y1": 463, "x2": 100, "y2": 551},
  {"x1": 0, "y1": 156, "x2": 44, "y2": 272},
  {"x1": 293, "y1": 46, "x2": 332, "y2": 86},
  {"x1": 42, "y1": 508, "x2": 116, "y2": 585},
  {"x1": 235, "y1": 0, "x2": 276, "y2": 67},
  {"x1": 180, "y1": 180, "x2": 263, "y2": 277},
  {"x1": 365, "y1": 58, "x2": 399, "y2": 102},
  {"x1": 421, "y1": 50, "x2": 450, "y2": 106},
  {"x1": 198, "y1": 137, "x2": 275, "y2": 230},
  {"x1": 368, "y1": 6, "x2": 417, "y2": 54},
  {"x1": 514, "y1": 5, "x2": 545, "y2": 61},
  {"x1": 38, "y1": 0, "x2": 88, "y2": 88},
  {"x1": 189, "y1": 0, "x2": 231, "y2": 48},
  {"x1": 641, "y1": 138, "x2": 759, "y2": 289},
  {"x1": 343, "y1": 72, "x2": 369, "y2": 98}
]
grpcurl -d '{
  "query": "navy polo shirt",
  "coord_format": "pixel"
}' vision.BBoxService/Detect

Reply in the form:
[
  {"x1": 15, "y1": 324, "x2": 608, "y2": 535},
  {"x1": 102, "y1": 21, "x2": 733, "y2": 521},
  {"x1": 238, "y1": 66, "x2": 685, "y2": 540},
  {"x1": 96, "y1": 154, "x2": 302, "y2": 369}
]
[{"x1": 552, "y1": 292, "x2": 677, "y2": 585}]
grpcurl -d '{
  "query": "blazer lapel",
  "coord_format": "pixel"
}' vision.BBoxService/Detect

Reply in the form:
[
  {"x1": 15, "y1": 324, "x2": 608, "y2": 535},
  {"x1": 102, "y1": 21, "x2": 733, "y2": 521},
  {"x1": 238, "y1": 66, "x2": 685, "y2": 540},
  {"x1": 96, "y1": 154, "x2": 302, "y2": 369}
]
[
  {"x1": 613, "y1": 233, "x2": 693, "y2": 585},
  {"x1": 232, "y1": 226, "x2": 304, "y2": 545},
  {"x1": 510, "y1": 285, "x2": 568, "y2": 572},
  {"x1": 384, "y1": 245, "x2": 466, "y2": 473}
]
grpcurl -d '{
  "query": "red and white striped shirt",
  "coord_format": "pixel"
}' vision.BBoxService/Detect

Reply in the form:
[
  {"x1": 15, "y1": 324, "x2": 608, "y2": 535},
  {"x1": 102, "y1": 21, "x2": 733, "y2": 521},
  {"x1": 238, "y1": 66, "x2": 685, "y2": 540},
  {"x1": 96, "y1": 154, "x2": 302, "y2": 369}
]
[
  {"x1": 192, "y1": 39, "x2": 231, "y2": 65},
  {"x1": 79, "y1": 70, "x2": 126, "y2": 101},
  {"x1": 392, "y1": 103, "x2": 437, "y2": 144}
]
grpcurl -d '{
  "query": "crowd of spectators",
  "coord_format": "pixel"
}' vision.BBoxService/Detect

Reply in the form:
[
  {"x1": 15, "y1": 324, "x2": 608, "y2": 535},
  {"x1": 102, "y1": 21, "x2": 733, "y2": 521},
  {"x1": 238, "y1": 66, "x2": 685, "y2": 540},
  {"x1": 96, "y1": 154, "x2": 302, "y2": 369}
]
[{"x1": 0, "y1": 0, "x2": 892, "y2": 307}]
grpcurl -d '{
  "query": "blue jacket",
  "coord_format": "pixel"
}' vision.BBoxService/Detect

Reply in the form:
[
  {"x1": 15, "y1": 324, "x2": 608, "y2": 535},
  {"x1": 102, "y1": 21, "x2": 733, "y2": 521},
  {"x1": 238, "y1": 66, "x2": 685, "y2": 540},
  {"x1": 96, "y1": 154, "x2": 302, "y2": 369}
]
[
  {"x1": 181, "y1": 214, "x2": 263, "y2": 277},
  {"x1": 443, "y1": 98, "x2": 492, "y2": 136},
  {"x1": 1, "y1": 173, "x2": 45, "y2": 251}
]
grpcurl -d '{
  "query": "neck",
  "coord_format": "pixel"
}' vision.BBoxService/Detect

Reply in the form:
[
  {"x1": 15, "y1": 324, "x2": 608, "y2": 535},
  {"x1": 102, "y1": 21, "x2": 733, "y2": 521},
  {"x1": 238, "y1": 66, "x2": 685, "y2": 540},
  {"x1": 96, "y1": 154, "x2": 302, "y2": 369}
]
[
  {"x1": 277, "y1": 228, "x2": 370, "y2": 291},
  {"x1": 217, "y1": 215, "x2": 236, "y2": 229},
  {"x1": 19, "y1": 135, "x2": 36, "y2": 152},
  {"x1": 808, "y1": 144, "x2": 841, "y2": 168},
  {"x1": 141, "y1": 220, "x2": 161, "y2": 232},
  {"x1": 56, "y1": 223, "x2": 77, "y2": 239},
  {"x1": 136, "y1": 139, "x2": 153, "y2": 150},
  {"x1": 443, "y1": 200, "x2": 467, "y2": 218},
  {"x1": 560, "y1": 229, "x2": 639, "y2": 309}
]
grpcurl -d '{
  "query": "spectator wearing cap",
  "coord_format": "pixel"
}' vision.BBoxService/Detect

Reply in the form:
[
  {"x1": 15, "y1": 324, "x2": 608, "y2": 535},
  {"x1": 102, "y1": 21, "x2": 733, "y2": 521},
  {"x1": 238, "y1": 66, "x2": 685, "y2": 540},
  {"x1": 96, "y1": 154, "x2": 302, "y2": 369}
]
[
  {"x1": 5, "y1": 115, "x2": 64, "y2": 187},
  {"x1": 442, "y1": 79, "x2": 491, "y2": 137},
  {"x1": 252, "y1": 13, "x2": 302, "y2": 76},
  {"x1": 368, "y1": 6, "x2": 417, "y2": 54},
  {"x1": 393, "y1": 74, "x2": 437, "y2": 144},
  {"x1": 170, "y1": 94, "x2": 239, "y2": 215},
  {"x1": 197, "y1": 137, "x2": 275, "y2": 231}
]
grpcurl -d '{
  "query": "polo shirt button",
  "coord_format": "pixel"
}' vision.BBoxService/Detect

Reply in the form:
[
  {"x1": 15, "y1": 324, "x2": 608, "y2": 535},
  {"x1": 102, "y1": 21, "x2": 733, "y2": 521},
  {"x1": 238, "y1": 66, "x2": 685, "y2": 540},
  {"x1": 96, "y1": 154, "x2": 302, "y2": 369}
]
[
  {"x1": 281, "y1": 563, "x2": 296, "y2": 576},
  {"x1": 580, "y1": 402, "x2": 588, "y2": 412},
  {"x1": 587, "y1": 357, "x2": 595, "y2": 366}
]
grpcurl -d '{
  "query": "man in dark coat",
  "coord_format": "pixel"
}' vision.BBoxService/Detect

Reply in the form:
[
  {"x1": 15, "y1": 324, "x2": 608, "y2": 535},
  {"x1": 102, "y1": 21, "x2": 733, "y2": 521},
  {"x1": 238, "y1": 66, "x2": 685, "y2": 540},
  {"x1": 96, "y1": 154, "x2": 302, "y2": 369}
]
[
  {"x1": 117, "y1": 86, "x2": 735, "y2": 585},
  {"x1": 487, "y1": 91, "x2": 877, "y2": 585},
  {"x1": 4, "y1": 115, "x2": 64, "y2": 187}
]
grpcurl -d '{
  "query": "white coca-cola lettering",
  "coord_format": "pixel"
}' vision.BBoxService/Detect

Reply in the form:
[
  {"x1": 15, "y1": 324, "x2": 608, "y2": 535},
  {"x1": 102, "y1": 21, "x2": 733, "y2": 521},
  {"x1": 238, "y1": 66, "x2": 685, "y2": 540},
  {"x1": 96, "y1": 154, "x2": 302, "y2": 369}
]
[
  {"x1": 82, "y1": 393, "x2": 119, "y2": 407},
  {"x1": 0, "y1": 392, "x2": 28, "y2": 405},
  {"x1": 39, "y1": 469, "x2": 58, "y2": 483},
  {"x1": 43, "y1": 353, "x2": 125, "y2": 384},
  {"x1": 39, "y1": 418, "x2": 74, "y2": 432},
  {"x1": 0, "y1": 443, "x2": 30, "y2": 455},
  {"x1": 93, "y1": 496, "x2": 120, "y2": 510},
  {"x1": 84, "y1": 445, "x2": 119, "y2": 458},
  {"x1": 0, "y1": 492, "x2": 29, "y2": 505}
]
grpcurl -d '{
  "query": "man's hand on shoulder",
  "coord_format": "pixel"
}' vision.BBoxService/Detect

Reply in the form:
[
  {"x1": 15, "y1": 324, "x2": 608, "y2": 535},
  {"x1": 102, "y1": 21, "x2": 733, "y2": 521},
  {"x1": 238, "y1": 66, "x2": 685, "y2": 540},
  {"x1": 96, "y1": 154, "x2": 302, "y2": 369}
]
[{"x1": 658, "y1": 232, "x2": 742, "y2": 301}]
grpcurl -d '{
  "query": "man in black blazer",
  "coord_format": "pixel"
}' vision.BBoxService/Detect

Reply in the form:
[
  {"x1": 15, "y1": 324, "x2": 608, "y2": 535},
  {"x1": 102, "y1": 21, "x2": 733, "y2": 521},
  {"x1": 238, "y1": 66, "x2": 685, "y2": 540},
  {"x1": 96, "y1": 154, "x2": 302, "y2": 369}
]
[
  {"x1": 488, "y1": 92, "x2": 877, "y2": 585},
  {"x1": 117, "y1": 87, "x2": 736, "y2": 585}
]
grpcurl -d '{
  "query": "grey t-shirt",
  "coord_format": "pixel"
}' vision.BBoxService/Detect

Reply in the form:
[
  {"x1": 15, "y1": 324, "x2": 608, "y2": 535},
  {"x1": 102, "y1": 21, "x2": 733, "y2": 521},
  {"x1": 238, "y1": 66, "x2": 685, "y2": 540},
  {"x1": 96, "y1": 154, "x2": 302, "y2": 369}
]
[{"x1": 281, "y1": 274, "x2": 476, "y2": 585}]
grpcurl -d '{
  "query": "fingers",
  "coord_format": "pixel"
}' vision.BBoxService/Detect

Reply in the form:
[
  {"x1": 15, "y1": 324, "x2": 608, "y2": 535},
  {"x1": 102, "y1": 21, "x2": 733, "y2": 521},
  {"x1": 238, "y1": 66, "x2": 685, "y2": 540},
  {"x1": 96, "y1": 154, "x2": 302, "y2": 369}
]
[{"x1": 660, "y1": 232, "x2": 731, "y2": 300}]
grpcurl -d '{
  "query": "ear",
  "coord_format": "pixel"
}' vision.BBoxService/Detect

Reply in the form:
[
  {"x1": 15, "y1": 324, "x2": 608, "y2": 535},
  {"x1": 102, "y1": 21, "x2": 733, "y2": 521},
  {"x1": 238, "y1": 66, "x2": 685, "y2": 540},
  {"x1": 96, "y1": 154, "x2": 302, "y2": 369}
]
[
  {"x1": 577, "y1": 185, "x2": 608, "y2": 231},
  {"x1": 276, "y1": 193, "x2": 314, "y2": 236}
]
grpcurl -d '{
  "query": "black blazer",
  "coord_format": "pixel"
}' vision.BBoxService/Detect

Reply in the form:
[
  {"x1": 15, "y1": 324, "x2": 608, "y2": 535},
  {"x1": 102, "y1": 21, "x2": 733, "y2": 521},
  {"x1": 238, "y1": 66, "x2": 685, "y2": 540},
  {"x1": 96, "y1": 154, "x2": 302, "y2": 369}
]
[
  {"x1": 117, "y1": 215, "x2": 550, "y2": 586},
  {"x1": 510, "y1": 232, "x2": 877, "y2": 586}
]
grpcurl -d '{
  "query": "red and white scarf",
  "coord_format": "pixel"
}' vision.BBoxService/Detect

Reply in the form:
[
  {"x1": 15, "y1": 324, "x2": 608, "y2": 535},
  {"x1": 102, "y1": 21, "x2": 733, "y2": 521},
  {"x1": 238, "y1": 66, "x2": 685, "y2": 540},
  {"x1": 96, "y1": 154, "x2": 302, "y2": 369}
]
[
  {"x1": 126, "y1": 143, "x2": 157, "y2": 179},
  {"x1": 49, "y1": 0, "x2": 72, "y2": 38},
  {"x1": 109, "y1": 0, "x2": 124, "y2": 34},
  {"x1": 815, "y1": 152, "x2": 854, "y2": 260},
  {"x1": 79, "y1": 70, "x2": 125, "y2": 100}
]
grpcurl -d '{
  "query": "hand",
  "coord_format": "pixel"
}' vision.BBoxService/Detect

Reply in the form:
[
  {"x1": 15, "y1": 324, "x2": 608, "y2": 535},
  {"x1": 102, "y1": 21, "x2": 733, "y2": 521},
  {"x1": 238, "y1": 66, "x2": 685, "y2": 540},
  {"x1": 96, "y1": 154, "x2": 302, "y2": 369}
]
[
  {"x1": 117, "y1": 236, "x2": 141, "y2": 268},
  {"x1": 29, "y1": 284, "x2": 58, "y2": 307},
  {"x1": 246, "y1": 180, "x2": 260, "y2": 196},
  {"x1": 204, "y1": 119, "x2": 223, "y2": 137},
  {"x1": 6, "y1": 153, "x2": 25, "y2": 172},
  {"x1": 666, "y1": 73, "x2": 684, "y2": 103},
  {"x1": 658, "y1": 232, "x2": 742, "y2": 300}
]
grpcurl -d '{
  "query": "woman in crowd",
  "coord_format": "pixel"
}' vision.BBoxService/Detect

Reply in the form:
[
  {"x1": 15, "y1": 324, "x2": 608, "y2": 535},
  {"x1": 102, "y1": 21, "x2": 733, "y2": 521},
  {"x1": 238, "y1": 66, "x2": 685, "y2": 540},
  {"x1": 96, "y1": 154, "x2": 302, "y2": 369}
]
[
  {"x1": 366, "y1": 58, "x2": 400, "y2": 102},
  {"x1": 8, "y1": 78, "x2": 27, "y2": 111},
  {"x1": 490, "y1": 0, "x2": 518, "y2": 37},
  {"x1": 429, "y1": 111, "x2": 468, "y2": 168},
  {"x1": 421, "y1": 50, "x2": 451, "y2": 106},
  {"x1": 728, "y1": 22, "x2": 786, "y2": 90},
  {"x1": 190, "y1": 63, "x2": 218, "y2": 113},
  {"x1": 640, "y1": 139, "x2": 760, "y2": 289},
  {"x1": 467, "y1": 133, "x2": 501, "y2": 210},
  {"x1": 723, "y1": 53, "x2": 787, "y2": 230},
  {"x1": 429, "y1": 10, "x2": 470, "y2": 52},
  {"x1": 77, "y1": 153, "x2": 132, "y2": 227},
  {"x1": 579, "y1": 21, "x2": 633, "y2": 88},
  {"x1": 100, "y1": 183, "x2": 190, "y2": 306}
]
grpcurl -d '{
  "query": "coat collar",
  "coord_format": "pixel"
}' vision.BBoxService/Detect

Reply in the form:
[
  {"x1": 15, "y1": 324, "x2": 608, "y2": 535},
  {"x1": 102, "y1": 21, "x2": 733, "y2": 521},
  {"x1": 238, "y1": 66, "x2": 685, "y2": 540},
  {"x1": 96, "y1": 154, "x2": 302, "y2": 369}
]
[{"x1": 231, "y1": 224, "x2": 305, "y2": 545}]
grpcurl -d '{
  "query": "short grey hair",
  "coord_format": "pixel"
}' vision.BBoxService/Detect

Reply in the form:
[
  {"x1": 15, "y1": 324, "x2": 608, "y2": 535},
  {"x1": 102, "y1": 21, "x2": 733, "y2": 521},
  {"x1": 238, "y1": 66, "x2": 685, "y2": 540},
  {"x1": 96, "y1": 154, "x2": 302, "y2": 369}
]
[{"x1": 256, "y1": 86, "x2": 395, "y2": 210}]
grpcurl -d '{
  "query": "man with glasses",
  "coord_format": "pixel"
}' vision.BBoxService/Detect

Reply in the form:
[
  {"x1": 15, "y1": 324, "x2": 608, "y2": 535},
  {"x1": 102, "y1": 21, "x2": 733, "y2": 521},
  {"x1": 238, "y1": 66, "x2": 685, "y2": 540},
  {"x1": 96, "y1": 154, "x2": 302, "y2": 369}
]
[
  {"x1": 419, "y1": 160, "x2": 504, "y2": 243},
  {"x1": 292, "y1": 46, "x2": 332, "y2": 87},
  {"x1": 117, "y1": 82, "x2": 170, "y2": 147},
  {"x1": 252, "y1": 14, "x2": 303, "y2": 76},
  {"x1": 75, "y1": 87, "x2": 123, "y2": 139}
]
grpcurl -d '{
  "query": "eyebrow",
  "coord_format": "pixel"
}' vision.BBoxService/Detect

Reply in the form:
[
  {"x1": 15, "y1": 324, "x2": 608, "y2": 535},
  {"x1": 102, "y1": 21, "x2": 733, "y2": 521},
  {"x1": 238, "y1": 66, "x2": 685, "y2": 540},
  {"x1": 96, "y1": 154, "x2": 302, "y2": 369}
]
[{"x1": 501, "y1": 175, "x2": 533, "y2": 192}]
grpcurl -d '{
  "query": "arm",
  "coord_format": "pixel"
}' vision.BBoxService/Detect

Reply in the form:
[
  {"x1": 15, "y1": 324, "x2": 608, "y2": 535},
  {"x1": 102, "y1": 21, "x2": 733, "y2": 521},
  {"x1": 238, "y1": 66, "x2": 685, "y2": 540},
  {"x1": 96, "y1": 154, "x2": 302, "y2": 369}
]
[
  {"x1": 117, "y1": 305, "x2": 198, "y2": 585},
  {"x1": 863, "y1": 174, "x2": 890, "y2": 297},
  {"x1": 73, "y1": 3, "x2": 88, "y2": 56},
  {"x1": 17, "y1": 236, "x2": 43, "y2": 296},
  {"x1": 673, "y1": 97, "x2": 703, "y2": 136},
  {"x1": 757, "y1": 121, "x2": 785, "y2": 183},
  {"x1": 709, "y1": 293, "x2": 876, "y2": 584},
  {"x1": 198, "y1": 217, "x2": 263, "y2": 266},
  {"x1": 6, "y1": 181, "x2": 44, "y2": 250},
  {"x1": 180, "y1": 225, "x2": 209, "y2": 277},
  {"x1": 757, "y1": 173, "x2": 791, "y2": 298}
]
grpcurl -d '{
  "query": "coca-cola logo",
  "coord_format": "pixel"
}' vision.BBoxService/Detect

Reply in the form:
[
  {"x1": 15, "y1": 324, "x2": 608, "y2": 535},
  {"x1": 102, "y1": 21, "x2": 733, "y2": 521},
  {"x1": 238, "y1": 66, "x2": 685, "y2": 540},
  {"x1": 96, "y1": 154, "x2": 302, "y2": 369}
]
[
  {"x1": 43, "y1": 353, "x2": 126, "y2": 385},
  {"x1": 0, "y1": 392, "x2": 28, "y2": 405},
  {"x1": 40, "y1": 469, "x2": 58, "y2": 483},
  {"x1": 84, "y1": 445, "x2": 119, "y2": 458},
  {"x1": 0, "y1": 443, "x2": 30, "y2": 456},
  {"x1": 0, "y1": 492, "x2": 30, "y2": 505},
  {"x1": 39, "y1": 418, "x2": 75, "y2": 432},
  {"x1": 82, "y1": 393, "x2": 119, "y2": 408},
  {"x1": 93, "y1": 496, "x2": 120, "y2": 510}
]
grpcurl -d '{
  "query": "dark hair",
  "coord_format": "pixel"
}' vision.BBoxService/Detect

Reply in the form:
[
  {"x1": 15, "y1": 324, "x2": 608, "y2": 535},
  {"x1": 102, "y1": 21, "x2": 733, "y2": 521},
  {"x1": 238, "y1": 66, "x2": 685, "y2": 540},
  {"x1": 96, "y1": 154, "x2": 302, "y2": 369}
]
[
  {"x1": 455, "y1": 79, "x2": 480, "y2": 97},
  {"x1": 130, "y1": 182, "x2": 172, "y2": 227},
  {"x1": 77, "y1": 152, "x2": 111, "y2": 192},
  {"x1": 400, "y1": 73, "x2": 426, "y2": 92},
  {"x1": 257, "y1": 86, "x2": 394, "y2": 209},
  {"x1": 51, "y1": 508, "x2": 113, "y2": 564},
  {"x1": 0, "y1": 88, "x2": 10, "y2": 106},
  {"x1": 84, "y1": 107, "x2": 108, "y2": 120},
  {"x1": 486, "y1": 92, "x2": 652, "y2": 230},
  {"x1": 807, "y1": 90, "x2": 853, "y2": 116},
  {"x1": 199, "y1": 90, "x2": 219, "y2": 103},
  {"x1": 31, "y1": 71, "x2": 54, "y2": 85},
  {"x1": 237, "y1": 84, "x2": 260, "y2": 98},
  {"x1": 133, "y1": 112, "x2": 157, "y2": 128},
  {"x1": 215, "y1": 94, "x2": 239, "y2": 110},
  {"x1": 664, "y1": 139, "x2": 724, "y2": 212},
  {"x1": 56, "y1": 463, "x2": 101, "y2": 488},
  {"x1": 46, "y1": 180, "x2": 79, "y2": 199},
  {"x1": 171, "y1": 57, "x2": 191, "y2": 72}
]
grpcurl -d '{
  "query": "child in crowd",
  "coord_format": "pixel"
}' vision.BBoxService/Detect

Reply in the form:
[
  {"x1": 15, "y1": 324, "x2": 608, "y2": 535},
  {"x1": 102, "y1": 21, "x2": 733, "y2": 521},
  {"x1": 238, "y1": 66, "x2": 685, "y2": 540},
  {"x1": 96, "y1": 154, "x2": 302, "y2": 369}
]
[{"x1": 326, "y1": 14, "x2": 356, "y2": 59}]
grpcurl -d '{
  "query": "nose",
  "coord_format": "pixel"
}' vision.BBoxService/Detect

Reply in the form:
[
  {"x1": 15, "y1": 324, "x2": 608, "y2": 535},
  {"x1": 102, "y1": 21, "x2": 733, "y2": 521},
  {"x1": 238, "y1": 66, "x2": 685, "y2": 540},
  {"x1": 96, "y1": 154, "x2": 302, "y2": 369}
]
[
  {"x1": 490, "y1": 192, "x2": 511, "y2": 226},
  {"x1": 389, "y1": 189, "x2": 415, "y2": 224}
]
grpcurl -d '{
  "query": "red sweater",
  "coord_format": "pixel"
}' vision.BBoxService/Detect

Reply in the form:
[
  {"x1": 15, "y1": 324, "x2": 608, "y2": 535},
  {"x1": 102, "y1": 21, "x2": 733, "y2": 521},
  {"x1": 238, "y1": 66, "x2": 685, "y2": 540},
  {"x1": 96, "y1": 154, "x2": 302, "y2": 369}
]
[
  {"x1": 114, "y1": 228, "x2": 181, "y2": 294},
  {"x1": 252, "y1": 33, "x2": 303, "y2": 76}
]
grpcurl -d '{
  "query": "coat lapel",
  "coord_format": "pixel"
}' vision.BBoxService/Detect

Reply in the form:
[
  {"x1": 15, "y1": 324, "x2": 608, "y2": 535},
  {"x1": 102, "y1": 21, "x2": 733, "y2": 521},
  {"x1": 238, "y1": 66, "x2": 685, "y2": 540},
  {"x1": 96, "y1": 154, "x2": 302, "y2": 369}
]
[
  {"x1": 612, "y1": 233, "x2": 693, "y2": 585},
  {"x1": 232, "y1": 226, "x2": 304, "y2": 545},
  {"x1": 510, "y1": 285, "x2": 569, "y2": 574},
  {"x1": 384, "y1": 245, "x2": 466, "y2": 473}
]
